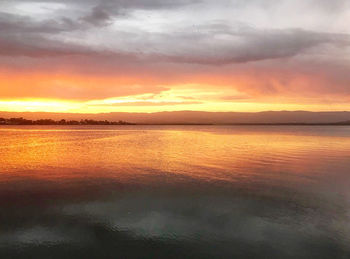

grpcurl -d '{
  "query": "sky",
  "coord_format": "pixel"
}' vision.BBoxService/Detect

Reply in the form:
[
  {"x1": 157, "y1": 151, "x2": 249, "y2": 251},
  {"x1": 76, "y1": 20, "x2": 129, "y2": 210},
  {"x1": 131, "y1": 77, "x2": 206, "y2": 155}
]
[{"x1": 0, "y1": 0, "x2": 350, "y2": 113}]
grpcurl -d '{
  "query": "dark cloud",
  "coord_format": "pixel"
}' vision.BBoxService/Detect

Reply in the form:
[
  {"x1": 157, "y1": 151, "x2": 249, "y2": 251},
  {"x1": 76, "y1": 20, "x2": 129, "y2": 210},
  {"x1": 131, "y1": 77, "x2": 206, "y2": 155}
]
[
  {"x1": 74, "y1": 0, "x2": 202, "y2": 28},
  {"x1": 7, "y1": 0, "x2": 201, "y2": 17},
  {"x1": 0, "y1": 12, "x2": 77, "y2": 34},
  {"x1": 0, "y1": 35, "x2": 92, "y2": 58},
  {"x1": 99, "y1": 0, "x2": 200, "y2": 10},
  {"x1": 81, "y1": 5, "x2": 113, "y2": 26},
  {"x1": 154, "y1": 28, "x2": 350, "y2": 65},
  {"x1": 25, "y1": 0, "x2": 200, "y2": 9},
  {"x1": 229, "y1": 0, "x2": 349, "y2": 10}
]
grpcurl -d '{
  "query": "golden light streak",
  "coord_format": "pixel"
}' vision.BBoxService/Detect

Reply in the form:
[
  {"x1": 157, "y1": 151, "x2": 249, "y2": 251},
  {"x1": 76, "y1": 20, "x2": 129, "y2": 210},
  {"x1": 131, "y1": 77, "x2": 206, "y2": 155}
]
[
  {"x1": 1, "y1": 98, "x2": 350, "y2": 114},
  {"x1": 0, "y1": 99, "x2": 80, "y2": 113}
]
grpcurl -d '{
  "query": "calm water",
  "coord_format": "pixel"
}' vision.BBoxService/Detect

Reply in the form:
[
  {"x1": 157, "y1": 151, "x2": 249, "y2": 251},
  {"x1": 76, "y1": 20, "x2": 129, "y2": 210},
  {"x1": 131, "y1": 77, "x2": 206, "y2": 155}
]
[{"x1": 1, "y1": 125, "x2": 350, "y2": 258}]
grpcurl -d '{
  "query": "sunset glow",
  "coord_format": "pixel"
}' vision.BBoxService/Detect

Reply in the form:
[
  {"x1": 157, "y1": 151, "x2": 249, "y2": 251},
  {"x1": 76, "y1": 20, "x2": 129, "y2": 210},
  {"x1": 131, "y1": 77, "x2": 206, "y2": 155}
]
[{"x1": 1, "y1": 0, "x2": 350, "y2": 114}]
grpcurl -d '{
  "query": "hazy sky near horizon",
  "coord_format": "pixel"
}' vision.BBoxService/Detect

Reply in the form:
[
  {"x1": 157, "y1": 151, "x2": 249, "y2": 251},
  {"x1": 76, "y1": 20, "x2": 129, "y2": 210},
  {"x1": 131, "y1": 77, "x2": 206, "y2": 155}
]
[{"x1": 0, "y1": 0, "x2": 350, "y2": 113}]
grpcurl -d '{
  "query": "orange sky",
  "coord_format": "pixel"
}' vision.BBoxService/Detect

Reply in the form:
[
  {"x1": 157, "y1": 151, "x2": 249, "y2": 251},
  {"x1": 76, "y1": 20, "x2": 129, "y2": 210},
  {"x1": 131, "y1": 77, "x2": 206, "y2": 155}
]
[{"x1": 1, "y1": 0, "x2": 350, "y2": 113}]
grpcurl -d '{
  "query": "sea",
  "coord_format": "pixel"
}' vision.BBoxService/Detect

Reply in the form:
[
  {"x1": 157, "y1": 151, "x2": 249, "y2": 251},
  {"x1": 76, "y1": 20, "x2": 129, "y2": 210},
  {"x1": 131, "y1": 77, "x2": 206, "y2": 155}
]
[{"x1": 0, "y1": 125, "x2": 350, "y2": 258}]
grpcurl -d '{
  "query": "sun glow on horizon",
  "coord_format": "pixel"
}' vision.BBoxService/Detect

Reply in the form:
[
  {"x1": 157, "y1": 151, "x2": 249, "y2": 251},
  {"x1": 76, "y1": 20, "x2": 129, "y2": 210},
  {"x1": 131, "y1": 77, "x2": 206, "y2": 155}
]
[{"x1": 1, "y1": 97, "x2": 350, "y2": 114}]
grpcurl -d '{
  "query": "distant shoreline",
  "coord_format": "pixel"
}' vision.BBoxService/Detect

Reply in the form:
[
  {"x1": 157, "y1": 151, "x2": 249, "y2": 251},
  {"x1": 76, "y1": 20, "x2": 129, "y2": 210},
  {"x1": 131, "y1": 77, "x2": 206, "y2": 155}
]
[
  {"x1": 1, "y1": 123, "x2": 350, "y2": 126},
  {"x1": 1, "y1": 116, "x2": 350, "y2": 126},
  {"x1": 1, "y1": 111, "x2": 350, "y2": 125},
  {"x1": 0, "y1": 117, "x2": 134, "y2": 126}
]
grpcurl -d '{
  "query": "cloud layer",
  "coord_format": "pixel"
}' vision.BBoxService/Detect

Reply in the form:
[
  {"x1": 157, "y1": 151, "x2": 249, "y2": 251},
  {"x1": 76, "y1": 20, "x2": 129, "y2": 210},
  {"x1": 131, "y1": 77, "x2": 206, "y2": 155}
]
[{"x1": 0, "y1": 0, "x2": 350, "y2": 111}]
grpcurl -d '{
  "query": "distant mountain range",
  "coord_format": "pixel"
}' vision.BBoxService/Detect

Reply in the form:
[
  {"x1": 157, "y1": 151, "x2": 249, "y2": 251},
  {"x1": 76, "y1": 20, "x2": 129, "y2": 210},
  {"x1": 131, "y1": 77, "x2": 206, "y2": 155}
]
[{"x1": 1, "y1": 111, "x2": 350, "y2": 125}]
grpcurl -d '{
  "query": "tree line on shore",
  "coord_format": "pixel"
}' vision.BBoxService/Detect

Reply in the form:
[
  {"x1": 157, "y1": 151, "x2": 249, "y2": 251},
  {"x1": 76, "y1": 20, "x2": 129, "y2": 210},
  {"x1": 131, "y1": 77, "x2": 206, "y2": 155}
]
[{"x1": 0, "y1": 117, "x2": 134, "y2": 125}]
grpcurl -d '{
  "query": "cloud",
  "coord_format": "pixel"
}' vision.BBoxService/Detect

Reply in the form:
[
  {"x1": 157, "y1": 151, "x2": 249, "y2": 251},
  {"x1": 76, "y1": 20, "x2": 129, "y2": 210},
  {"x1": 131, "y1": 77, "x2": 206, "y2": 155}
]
[
  {"x1": 151, "y1": 27, "x2": 350, "y2": 65},
  {"x1": 81, "y1": 5, "x2": 113, "y2": 27},
  {"x1": 24, "y1": 0, "x2": 200, "y2": 9},
  {"x1": 0, "y1": 0, "x2": 350, "y2": 104},
  {"x1": 78, "y1": 0, "x2": 201, "y2": 27},
  {"x1": 0, "y1": 11, "x2": 79, "y2": 34},
  {"x1": 1, "y1": 6, "x2": 349, "y2": 64},
  {"x1": 1, "y1": 1, "x2": 349, "y2": 65}
]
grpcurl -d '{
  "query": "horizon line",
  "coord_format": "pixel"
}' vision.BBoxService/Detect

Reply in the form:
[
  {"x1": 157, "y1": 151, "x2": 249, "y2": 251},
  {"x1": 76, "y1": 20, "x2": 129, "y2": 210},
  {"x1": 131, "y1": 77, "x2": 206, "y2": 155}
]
[{"x1": 1, "y1": 110, "x2": 350, "y2": 115}]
